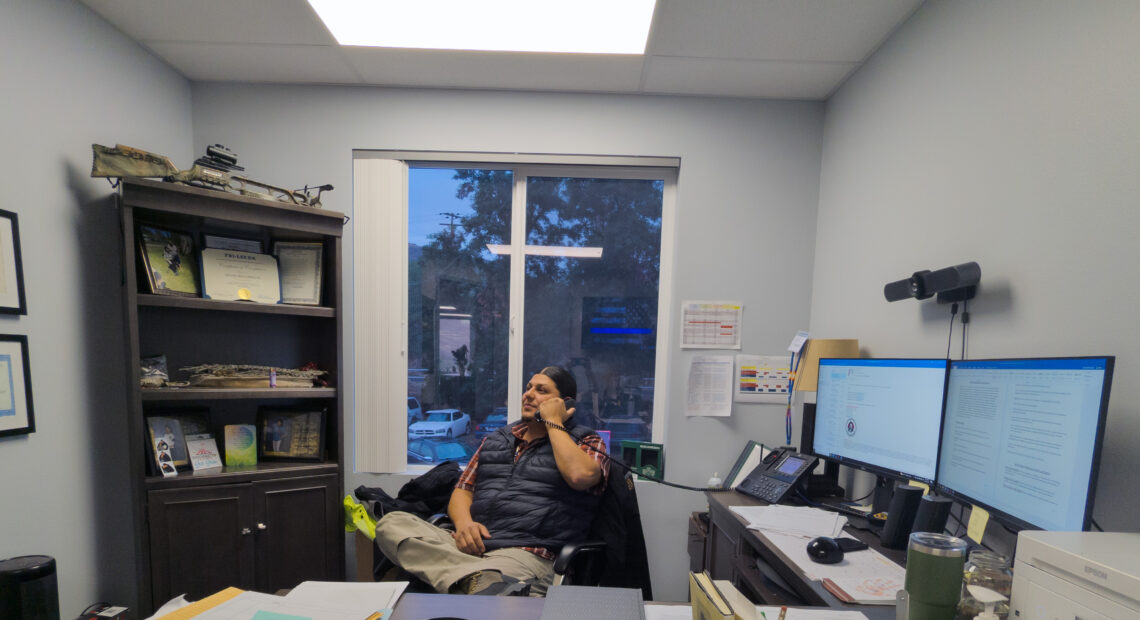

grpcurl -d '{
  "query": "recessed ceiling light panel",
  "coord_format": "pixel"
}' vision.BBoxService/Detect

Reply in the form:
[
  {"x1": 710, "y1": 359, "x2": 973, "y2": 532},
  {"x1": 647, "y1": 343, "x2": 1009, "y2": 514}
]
[{"x1": 308, "y1": 0, "x2": 656, "y2": 54}]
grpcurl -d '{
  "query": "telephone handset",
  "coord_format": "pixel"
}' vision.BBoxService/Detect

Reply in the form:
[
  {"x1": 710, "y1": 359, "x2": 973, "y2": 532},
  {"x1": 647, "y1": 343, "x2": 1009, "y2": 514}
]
[
  {"x1": 736, "y1": 447, "x2": 818, "y2": 504},
  {"x1": 535, "y1": 397, "x2": 575, "y2": 422}
]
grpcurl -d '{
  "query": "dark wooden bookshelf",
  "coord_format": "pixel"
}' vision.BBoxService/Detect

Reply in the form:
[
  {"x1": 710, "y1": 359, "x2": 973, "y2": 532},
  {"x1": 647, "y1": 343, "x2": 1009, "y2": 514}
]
[{"x1": 118, "y1": 179, "x2": 346, "y2": 613}]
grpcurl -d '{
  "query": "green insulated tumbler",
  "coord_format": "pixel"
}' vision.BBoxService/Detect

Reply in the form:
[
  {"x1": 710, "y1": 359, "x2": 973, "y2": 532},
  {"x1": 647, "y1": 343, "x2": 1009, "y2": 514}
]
[{"x1": 904, "y1": 532, "x2": 968, "y2": 620}]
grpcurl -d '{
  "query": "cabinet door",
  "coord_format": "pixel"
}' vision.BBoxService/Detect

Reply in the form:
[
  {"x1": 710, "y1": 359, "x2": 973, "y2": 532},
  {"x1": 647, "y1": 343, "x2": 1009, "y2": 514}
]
[
  {"x1": 148, "y1": 484, "x2": 255, "y2": 604},
  {"x1": 253, "y1": 474, "x2": 341, "y2": 592}
]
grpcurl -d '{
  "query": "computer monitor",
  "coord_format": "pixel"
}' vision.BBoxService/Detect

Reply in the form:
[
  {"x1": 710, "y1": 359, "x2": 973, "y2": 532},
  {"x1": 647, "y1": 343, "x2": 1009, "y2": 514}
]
[
  {"x1": 936, "y1": 357, "x2": 1114, "y2": 531},
  {"x1": 812, "y1": 358, "x2": 949, "y2": 484}
]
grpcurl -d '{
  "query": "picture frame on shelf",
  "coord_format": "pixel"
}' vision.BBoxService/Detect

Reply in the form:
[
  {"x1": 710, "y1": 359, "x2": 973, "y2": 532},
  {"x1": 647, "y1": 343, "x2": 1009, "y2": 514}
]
[
  {"x1": 145, "y1": 415, "x2": 189, "y2": 469},
  {"x1": 145, "y1": 408, "x2": 211, "y2": 472},
  {"x1": 201, "y1": 248, "x2": 281, "y2": 304},
  {"x1": 137, "y1": 224, "x2": 201, "y2": 297},
  {"x1": 0, "y1": 208, "x2": 28, "y2": 315},
  {"x1": 257, "y1": 407, "x2": 326, "y2": 461},
  {"x1": 203, "y1": 234, "x2": 264, "y2": 254},
  {"x1": 273, "y1": 241, "x2": 323, "y2": 306},
  {"x1": 0, "y1": 334, "x2": 35, "y2": 437}
]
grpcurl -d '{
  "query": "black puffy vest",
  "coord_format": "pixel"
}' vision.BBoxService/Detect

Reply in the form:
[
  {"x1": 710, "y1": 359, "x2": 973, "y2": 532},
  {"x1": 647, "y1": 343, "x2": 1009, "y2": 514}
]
[{"x1": 470, "y1": 420, "x2": 603, "y2": 551}]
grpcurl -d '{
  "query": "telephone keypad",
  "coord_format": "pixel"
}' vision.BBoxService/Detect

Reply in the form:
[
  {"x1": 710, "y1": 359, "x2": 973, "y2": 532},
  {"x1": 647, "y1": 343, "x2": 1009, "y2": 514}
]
[{"x1": 738, "y1": 477, "x2": 792, "y2": 504}]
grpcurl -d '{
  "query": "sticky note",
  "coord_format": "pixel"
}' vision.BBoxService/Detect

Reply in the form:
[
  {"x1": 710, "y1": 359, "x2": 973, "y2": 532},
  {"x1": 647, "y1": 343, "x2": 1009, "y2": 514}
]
[
  {"x1": 967, "y1": 505, "x2": 990, "y2": 543},
  {"x1": 908, "y1": 480, "x2": 930, "y2": 495}
]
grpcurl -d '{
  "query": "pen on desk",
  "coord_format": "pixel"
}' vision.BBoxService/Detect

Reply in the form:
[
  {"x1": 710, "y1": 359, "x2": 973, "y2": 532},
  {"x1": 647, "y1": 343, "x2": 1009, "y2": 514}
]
[
  {"x1": 760, "y1": 612, "x2": 768, "y2": 620},
  {"x1": 778, "y1": 606, "x2": 788, "y2": 620}
]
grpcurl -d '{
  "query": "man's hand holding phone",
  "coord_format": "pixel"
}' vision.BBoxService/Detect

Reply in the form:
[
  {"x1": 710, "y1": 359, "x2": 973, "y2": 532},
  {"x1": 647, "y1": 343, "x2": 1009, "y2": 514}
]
[
  {"x1": 452, "y1": 519, "x2": 492, "y2": 556},
  {"x1": 537, "y1": 397, "x2": 575, "y2": 425}
]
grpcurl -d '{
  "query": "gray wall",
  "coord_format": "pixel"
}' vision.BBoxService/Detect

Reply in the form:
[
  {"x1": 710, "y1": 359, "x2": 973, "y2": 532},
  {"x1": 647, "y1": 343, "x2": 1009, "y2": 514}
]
[
  {"x1": 0, "y1": 0, "x2": 193, "y2": 616},
  {"x1": 190, "y1": 84, "x2": 826, "y2": 600},
  {"x1": 812, "y1": 0, "x2": 1140, "y2": 538}
]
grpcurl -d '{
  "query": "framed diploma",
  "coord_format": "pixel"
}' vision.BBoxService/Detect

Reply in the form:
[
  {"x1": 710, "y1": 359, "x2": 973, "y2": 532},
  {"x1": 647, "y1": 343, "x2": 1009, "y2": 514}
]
[
  {"x1": 0, "y1": 334, "x2": 35, "y2": 438},
  {"x1": 201, "y1": 248, "x2": 282, "y2": 304},
  {"x1": 273, "y1": 241, "x2": 323, "y2": 306},
  {"x1": 203, "y1": 234, "x2": 263, "y2": 254},
  {"x1": 0, "y1": 209, "x2": 27, "y2": 314}
]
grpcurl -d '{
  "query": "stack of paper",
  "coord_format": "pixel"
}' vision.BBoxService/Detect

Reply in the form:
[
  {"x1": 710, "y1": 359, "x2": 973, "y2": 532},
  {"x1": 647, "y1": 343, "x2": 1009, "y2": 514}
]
[
  {"x1": 148, "y1": 581, "x2": 408, "y2": 620},
  {"x1": 762, "y1": 530, "x2": 907, "y2": 588},
  {"x1": 730, "y1": 505, "x2": 847, "y2": 538}
]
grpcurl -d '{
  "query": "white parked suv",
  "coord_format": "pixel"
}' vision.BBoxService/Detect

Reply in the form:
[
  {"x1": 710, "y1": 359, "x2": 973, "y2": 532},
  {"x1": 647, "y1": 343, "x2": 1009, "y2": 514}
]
[
  {"x1": 408, "y1": 408, "x2": 471, "y2": 438},
  {"x1": 407, "y1": 396, "x2": 423, "y2": 423}
]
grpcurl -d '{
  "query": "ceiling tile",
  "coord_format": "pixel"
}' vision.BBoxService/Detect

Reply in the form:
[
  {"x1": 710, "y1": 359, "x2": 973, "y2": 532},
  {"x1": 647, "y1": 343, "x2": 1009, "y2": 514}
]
[
  {"x1": 77, "y1": 0, "x2": 918, "y2": 99},
  {"x1": 642, "y1": 56, "x2": 857, "y2": 99},
  {"x1": 80, "y1": 0, "x2": 336, "y2": 45},
  {"x1": 649, "y1": 0, "x2": 922, "y2": 62},
  {"x1": 342, "y1": 48, "x2": 645, "y2": 93},
  {"x1": 147, "y1": 42, "x2": 361, "y2": 84}
]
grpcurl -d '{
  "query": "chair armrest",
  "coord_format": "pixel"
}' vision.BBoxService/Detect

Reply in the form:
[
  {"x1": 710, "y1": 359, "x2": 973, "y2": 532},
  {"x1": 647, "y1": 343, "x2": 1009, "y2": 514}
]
[
  {"x1": 428, "y1": 513, "x2": 453, "y2": 530},
  {"x1": 553, "y1": 540, "x2": 606, "y2": 574}
]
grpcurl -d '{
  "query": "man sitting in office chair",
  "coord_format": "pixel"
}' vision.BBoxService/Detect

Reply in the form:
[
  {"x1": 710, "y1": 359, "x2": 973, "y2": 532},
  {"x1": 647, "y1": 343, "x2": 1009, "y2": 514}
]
[{"x1": 375, "y1": 366, "x2": 610, "y2": 596}]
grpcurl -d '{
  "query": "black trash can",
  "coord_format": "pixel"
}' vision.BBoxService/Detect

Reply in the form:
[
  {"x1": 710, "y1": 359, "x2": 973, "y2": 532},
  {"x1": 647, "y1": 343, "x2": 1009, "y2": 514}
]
[{"x1": 0, "y1": 555, "x2": 60, "y2": 620}]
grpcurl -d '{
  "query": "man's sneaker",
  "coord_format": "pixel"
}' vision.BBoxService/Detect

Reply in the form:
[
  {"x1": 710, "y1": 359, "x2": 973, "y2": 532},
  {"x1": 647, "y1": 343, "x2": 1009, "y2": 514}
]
[{"x1": 452, "y1": 570, "x2": 532, "y2": 596}]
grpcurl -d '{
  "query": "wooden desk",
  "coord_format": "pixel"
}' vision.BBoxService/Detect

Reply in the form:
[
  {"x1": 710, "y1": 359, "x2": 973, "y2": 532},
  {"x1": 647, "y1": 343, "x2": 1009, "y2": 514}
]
[{"x1": 706, "y1": 491, "x2": 906, "y2": 620}]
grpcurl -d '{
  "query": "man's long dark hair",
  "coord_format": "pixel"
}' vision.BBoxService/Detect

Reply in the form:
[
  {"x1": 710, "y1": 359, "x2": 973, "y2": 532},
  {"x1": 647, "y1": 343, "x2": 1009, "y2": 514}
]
[{"x1": 538, "y1": 366, "x2": 577, "y2": 401}]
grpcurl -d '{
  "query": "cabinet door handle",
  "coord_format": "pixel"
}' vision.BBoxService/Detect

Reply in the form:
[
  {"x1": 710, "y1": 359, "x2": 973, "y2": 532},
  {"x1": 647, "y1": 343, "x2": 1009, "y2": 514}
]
[
  {"x1": 257, "y1": 522, "x2": 268, "y2": 531},
  {"x1": 241, "y1": 528, "x2": 251, "y2": 535}
]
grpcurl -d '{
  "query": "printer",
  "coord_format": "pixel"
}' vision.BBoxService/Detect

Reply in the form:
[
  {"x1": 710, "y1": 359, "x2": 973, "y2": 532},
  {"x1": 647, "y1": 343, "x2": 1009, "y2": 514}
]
[{"x1": 1009, "y1": 530, "x2": 1140, "y2": 619}]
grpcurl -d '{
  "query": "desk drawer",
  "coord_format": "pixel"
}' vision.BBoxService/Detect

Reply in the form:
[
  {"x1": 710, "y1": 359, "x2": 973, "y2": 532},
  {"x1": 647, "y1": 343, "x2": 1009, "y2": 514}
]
[{"x1": 733, "y1": 536, "x2": 805, "y2": 606}]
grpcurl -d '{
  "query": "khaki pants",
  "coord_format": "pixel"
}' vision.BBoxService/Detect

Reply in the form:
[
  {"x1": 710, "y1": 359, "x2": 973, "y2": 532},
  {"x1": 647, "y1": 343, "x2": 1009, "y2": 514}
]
[{"x1": 374, "y1": 511, "x2": 555, "y2": 595}]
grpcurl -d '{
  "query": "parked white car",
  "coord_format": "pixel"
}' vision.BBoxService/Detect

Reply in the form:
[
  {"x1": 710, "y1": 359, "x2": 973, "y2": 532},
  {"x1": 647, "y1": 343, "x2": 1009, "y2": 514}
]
[{"x1": 408, "y1": 409, "x2": 471, "y2": 438}]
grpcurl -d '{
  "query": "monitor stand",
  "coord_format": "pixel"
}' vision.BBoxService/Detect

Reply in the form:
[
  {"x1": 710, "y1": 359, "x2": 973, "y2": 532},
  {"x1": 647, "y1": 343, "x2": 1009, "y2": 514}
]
[
  {"x1": 871, "y1": 476, "x2": 895, "y2": 516},
  {"x1": 804, "y1": 461, "x2": 846, "y2": 498}
]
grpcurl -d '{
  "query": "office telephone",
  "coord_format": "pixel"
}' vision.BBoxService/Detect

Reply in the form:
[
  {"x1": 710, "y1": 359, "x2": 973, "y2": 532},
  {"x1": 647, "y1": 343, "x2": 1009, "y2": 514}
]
[{"x1": 736, "y1": 447, "x2": 818, "y2": 504}]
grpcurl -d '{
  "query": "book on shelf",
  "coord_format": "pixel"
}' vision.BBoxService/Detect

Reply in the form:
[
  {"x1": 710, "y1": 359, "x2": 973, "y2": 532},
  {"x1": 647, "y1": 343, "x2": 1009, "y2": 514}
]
[
  {"x1": 224, "y1": 424, "x2": 257, "y2": 467},
  {"x1": 187, "y1": 435, "x2": 223, "y2": 470}
]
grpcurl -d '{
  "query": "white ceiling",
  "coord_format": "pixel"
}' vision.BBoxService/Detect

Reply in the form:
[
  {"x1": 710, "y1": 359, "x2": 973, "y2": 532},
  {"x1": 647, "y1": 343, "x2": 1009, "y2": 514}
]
[{"x1": 79, "y1": 0, "x2": 924, "y2": 100}]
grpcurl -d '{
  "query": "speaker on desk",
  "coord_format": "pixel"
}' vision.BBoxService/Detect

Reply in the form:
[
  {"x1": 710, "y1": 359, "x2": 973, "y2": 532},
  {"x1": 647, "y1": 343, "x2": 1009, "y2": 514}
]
[
  {"x1": 911, "y1": 496, "x2": 953, "y2": 534},
  {"x1": 879, "y1": 485, "x2": 923, "y2": 549}
]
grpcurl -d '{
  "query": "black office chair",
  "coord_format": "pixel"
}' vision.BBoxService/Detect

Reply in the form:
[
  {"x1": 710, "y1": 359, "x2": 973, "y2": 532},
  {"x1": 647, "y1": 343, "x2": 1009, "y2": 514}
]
[{"x1": 369, "y1": 468, "x2": 651, "y2": 598}]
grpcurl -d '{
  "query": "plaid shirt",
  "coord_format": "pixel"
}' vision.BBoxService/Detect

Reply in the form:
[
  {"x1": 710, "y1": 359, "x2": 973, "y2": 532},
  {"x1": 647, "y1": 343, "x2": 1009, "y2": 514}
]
[{"x1": 456, "y1": 421, "x2": 610, "y2": 560}]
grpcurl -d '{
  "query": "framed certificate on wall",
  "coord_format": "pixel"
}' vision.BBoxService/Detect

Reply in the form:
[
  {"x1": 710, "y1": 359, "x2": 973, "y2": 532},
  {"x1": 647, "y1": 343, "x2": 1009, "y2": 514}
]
[
  {"x1": 0, "y1": 334, "x2": 35, "y2": 437},
  {"x1": 0, "y1": 209, "x2": 27, "y2": 314}
]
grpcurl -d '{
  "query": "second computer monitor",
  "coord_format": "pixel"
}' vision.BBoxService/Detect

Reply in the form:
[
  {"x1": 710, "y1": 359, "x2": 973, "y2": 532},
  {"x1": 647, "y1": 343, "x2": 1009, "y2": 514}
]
[
  {"x1": 936, "y1": 357, "x2": 1113, "y2": 532},
  {"x1": 812, "y1": 358, "x2": 949, "y2": 484}
]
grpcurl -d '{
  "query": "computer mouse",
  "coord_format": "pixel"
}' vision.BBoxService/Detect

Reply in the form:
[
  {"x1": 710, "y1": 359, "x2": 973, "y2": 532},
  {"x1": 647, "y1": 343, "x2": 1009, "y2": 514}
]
[{"x1": 806, "y1": 536, "x2": 844, "y2": 564}]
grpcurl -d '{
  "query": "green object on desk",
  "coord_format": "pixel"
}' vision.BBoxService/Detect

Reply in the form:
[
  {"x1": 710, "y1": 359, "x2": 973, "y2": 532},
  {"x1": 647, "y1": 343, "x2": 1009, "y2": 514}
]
[{"x1": 904, "y1": 532, "x2": 967, "y2": 620}]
